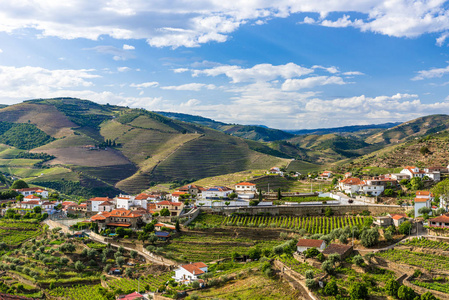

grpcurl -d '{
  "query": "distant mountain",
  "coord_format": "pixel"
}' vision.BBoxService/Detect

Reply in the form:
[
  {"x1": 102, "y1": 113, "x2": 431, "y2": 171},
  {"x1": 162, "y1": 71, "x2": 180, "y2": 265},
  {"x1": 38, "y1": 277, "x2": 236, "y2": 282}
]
[
  {"x1": 156, "y1": 111, "x2": 295, "y2": 142},
  {"x1": 286, "y1": 122, "x2": 401, "y2": 135},
  {"x1": 0, "y1": 98, "x2": 290, "y2": 197}
]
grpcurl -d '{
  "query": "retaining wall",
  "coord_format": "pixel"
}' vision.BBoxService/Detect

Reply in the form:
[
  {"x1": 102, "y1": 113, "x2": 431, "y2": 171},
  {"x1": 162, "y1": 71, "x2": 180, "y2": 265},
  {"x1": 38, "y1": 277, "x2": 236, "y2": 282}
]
[{"x1": 223, "y1": 204, "x2": 407, "y2": 216}]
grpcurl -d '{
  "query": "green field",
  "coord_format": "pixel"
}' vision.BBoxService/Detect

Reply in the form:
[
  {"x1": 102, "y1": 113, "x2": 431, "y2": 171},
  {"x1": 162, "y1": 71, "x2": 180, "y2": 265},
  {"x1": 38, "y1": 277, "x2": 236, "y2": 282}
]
[
  {"x1": 0, "y1": 220, "x2": 43, "y2": 246},
  {"x1": 376, "y1": 249, "x2": 449, "y2": 271},
  {"x1": 196, "y1": 214, "x2": 365, "y2": 234}
]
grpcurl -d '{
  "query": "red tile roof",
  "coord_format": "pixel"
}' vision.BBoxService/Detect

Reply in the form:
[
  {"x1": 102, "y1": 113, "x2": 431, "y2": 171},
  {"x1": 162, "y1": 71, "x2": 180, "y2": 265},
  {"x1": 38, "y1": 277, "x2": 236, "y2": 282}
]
[
  {"x1": 416, "y1": 191, "x2": 433, "y2": 197},
  {"x1": 157, "y1": 201, "x2": 182, "y2": 206},
  {"x1": 171, "y1": 192, "x2": 187, "y2": 197},
  {"x1": 339, "y1": 177, "x2": 362, "y2": 185},
  {"x1": 430, "y1": 214, "x2": 449, "y2": 223},
  {"x1": 106, "y1": 223, "x2": 131, "y2": 227},
  {"x1": 89, "y1": 197, "x2": 113, "y2": 202},
  {"x1": 296, "y1": 239, "x2": 325, "y2": 248},
  {"x1": 15, "y1": 187, "x2": 41, "y2": 192},
  {"x1": 19, "y1": 200, "x2": 40, "y2": 205},
  {"x1": 236, "y1": 182, "x2": 256, "y2": 186},
  {"x1": 99, "y1": 201, "x2": 114, "y2": 206},
  {"x1": 181, "y1": 262, "x2": 207, "y2": 275},
  {"x1": 24, "y1": 195, "x2": 40, "y2": 199},
  {"x1": 415, "y1": 198, "x2": 430, "y2": 203},
  {"x1": 391, "y1": 214, "x2": 405, "y2": 220},
  {"x1": 322, "y1": 244, "x2": 353, "y2": 256}
]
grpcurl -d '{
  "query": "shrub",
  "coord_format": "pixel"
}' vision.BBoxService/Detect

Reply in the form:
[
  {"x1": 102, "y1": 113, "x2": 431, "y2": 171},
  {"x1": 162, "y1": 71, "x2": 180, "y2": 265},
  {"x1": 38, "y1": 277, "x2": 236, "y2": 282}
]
[
  {"x1": 360, "y1": 228, "x2": 379, "y2": 247},
  {"x1": 305, "y1": 279, "x2": 317, "y2": 289},
  {"x1": 353, "y1": 255, "x2": 364, "y2": 267},
  {"x1": 324, "y1": 280, "x2": 339, "y2": 296},
  {"x1": 304, "y1": 247, "x2": 319, "y2": 258},
  {"x1": 385, "y1": 279, "x2": 400, "y2": 297},
  {"x1": 349, "y1": 282, "x2": 368, "y2": 299},
  {"x1": 398, "y1": 286, "x2": 416, "y2": 300}
]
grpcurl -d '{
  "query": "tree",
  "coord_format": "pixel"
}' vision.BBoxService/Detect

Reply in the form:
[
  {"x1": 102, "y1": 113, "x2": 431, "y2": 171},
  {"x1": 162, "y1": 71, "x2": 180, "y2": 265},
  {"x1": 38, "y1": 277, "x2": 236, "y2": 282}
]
[
  {"x1": 321, "y1": 260, "x2": 334, "y2": 274},
  {"x1": 224, "y1": 201, "x2": 230, "y2": 207},
  {"x1": 175, "y1": 220, "x2": 181, "y2": 232},
  {"x1": 384, "y1": 189, "x2": 394, "y2": 197},
  {"x1": 277, "y1": 188, "x2": 282, "y2": 200},
  {"x1": 248, "y1": 247, "x2": 261, "y2": 260},
  {"x1": 305, "y1": 279, "x2": 316, "y2": 289},
  {"x1": 398, "y1": 221, "x2": 412, "y2": 235},
  {"x1": 324, "y1": 280, "x2": 339, "y2": 296},
  {"x1": 258, "y1": 189, "x2": 263, "y2": 202},
  {"x1": 418, "y1": 207, "x2": 431, "y2": 215},
  {"x1": 353, "y1": 255, "x2": 364, "y2": 267},
  {"x1": 398, "y1": 286, "x2": 416, "y2": 300},
  {"x1": 249, "y1": 200, "x2": 259, "y2": 206},
  {"x1": 304, "y1": 247, "x2": 319, "y2": 258},
  {"x1": 143, "y1": 222, "x2": 155, "y2": 233},
  {"x1": 16, "y1": 194, "x2": 24, "y2": 201},
  {"x1": 420, "y1": 146, "x2": 431, "y2": 156},
  {"x1": 349, "y1": 282, "x2": 368, "y2": 300},
  {"x1": 33, "y1": 206, "x2": 42, "y2": 214},
  {"x1": 360, "y1": 228, "x2": 379, "y2": 247},
  {"x1": 11, "y1": 180, "x2": 28, "y2": 189},
  {"x1": 384, "y1": 230, "x2": 393, "y2": 242},
  {"x1": 305, "y1": 270, "x2": 314, "y2": 279},
  {"x1": 410, "y1": 177, "x2": 424, "y2": 190},
  {"x1": 332, "y1": 178, "x2": 338, "y2": 185},
  {"x1": 385, "y1": 279, "x2": 400, "y2": 298},
  {"x1": 74, "y1": 261, "x2": 85, "y2": 272},
  {"x1": 160, "y1": 208, "x2": 170, "y2": 216},
  {"x1": 228, "y1": 192, "x2": 237, "y2": 199}
]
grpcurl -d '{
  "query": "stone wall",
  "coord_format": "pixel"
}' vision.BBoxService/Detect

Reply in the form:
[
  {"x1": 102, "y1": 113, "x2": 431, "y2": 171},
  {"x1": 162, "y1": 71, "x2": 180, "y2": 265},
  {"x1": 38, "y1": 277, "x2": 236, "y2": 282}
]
[
  {"x1": 272, "y1": 259, "x2": 316, "y2": 300},
  {"x1": 224, "y1": 204, "x2": 406, "y2": 216}
]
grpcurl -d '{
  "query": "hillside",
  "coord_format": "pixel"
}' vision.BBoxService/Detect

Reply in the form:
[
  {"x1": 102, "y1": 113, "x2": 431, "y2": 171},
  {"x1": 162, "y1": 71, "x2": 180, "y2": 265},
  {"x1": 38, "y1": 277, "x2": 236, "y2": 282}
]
[
  {"x1": 0, "y1": 98, "x2": 290, "y2": 196},
  {"x1": 286, "y1": 122, "x2": 400, "y2": 135},
  {"x1": 157, "y1": 111, "x2": 295, "y2": 142}
]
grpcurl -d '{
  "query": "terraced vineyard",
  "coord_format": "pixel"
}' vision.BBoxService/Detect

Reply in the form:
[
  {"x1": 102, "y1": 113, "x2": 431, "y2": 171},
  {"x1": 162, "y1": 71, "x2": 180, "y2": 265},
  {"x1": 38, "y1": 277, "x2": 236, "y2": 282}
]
[
  {"x1": 221, "y1": 215, "x2": 365, "y2": 234},
  {"x1": 400, "y1": 238, "x2": 449, "y2": 250},
  {"x1": 413, "y1": 280, "x2": 449, "y2": 294},
  {"x1": 162, "y1": 234, "x2": 282, "y2": 263},
  {"x1": 278, "y1": 255, "x2": 322, "y2": 276},
  {"x1": 107, "y1": 272, "x2": 174, "y2": 292},
  {"x1": 376, "y1": 249, "x2": 449, "y2": 271},
  {"x1": 47, "y1": 285, "x2": 108, "y2": 300},
  {"x1": 0, "y1": 220, "x2": 43, "y2": 246}
]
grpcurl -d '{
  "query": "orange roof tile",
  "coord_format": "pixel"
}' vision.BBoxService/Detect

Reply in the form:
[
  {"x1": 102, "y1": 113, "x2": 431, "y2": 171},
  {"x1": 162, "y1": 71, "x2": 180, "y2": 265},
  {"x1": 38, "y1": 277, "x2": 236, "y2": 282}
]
[
  {"x1": 339, "y1": 177, "x2": 362, "y2": 185},
  {"x1": 236, "y1": 182, "x2": 256, "y2": 186},
  {"x1": 181, "y1": 262, "x2": 207, "y2": 275},
  {"x1": 430, "y1": 214, "x2": 449, "y2": 223},
  {"x1": 416, "y1": 191, "x2": 433, "y2": 196},
  {"x1": 296, "y1": 239, "x2": 325, "y2": 248},
  {"x1": 89, "y1": 197, "x2": 113, "y2": 202},
  {"x1": 414, "y1": 198, "x2": 429, "y2": 203}
]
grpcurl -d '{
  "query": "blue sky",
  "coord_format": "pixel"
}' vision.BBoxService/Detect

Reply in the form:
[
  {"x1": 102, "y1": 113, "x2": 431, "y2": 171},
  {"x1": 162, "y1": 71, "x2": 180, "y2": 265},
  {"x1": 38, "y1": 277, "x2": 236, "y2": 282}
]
[{"x1": 0, "y1": 1, "x2": 449, "y2": 129}]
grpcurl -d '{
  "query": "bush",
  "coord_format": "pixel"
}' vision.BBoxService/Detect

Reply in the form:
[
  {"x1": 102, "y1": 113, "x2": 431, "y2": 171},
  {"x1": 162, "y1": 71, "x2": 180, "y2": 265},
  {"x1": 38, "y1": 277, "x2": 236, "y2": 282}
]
[
  {"x1": 321, "y1": 260, "x2": 334, "y2": 275},
  {"x1": 325, "y1": 207, "x2": 333, "y2": 217},
  {"x1": 360, "y1": 228, "x2": 379, "y2": 247},
  {"x1": 385, "y1": 279, "x2": 400, "y2": 297},
  {"x1": 421, "y1": 292, "x2": 438, "y2": 300},
  {"x1": 398, "y1": 286, "x2": 416, "y2": 300},
  {"x1": 399, "y1": 221, "x2": 413, "y2": 235},
  {"x1": 305, "y1": 270, "x2": 314, "y2": 279},
  {"x1": 353, "y1": 255, "x2": 364, "y2": 267},
  {"x1": 304, "y1": 247, "x2": 319, "y2": 258},
  {"x1": 305, "y1": 279, "x2": 317, "y2": 289},
  {"x1": 324, "y1": 280, "x2": 339, "y2": 296},
  {"x1": 349, "y1": 282, "x2": 368, "y2": 300}
]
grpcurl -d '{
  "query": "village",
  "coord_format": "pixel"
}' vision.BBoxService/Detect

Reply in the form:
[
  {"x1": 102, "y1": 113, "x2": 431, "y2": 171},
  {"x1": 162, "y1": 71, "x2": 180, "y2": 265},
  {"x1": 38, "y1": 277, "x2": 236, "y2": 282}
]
[{"x1": 0, "y1": 163, "x2": 448, "y2": 299}]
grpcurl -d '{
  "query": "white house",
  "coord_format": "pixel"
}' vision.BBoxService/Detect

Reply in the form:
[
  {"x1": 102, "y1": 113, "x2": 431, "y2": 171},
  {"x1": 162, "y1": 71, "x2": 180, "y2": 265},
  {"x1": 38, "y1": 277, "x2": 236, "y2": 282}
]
[
  {"x1": 98, "y1": 201, "x2": 114, "y2": 212},
  {"x1": 115, "y1": 195, "x2": 135, "y2": 210},
  {"x1": 359, "y1": 180, "x2": 385, "y2": 196},
  {"x1": 268, "y1": 167, "x2": 283, "y2": 176},
  {"x1": 296, "y1": 239, "x2": 326, "y2": 253},
  {"x1": 201, "y1": 186, "x2": 233, "y2": 199},
  {"x1": 338, "y1": 177, "x2": 362, "y2": 195},
  {"x1": 15, "y1": 188, "x2": 49, "y2": 199},
  {"x1": 170, "y1": 191, "x2": 187, "y2": 203},
  {"x1": 415, "y1": 197, "x2": 432, "y2": 217},
  {"x1": 18, "y1": 200, "x2": 41, "y2": 209},
  {"x1": 88, "y1": 197, "x2": 114, "y2": 212},
  {"x1": 235, "y1": 182, "x2": 257, "y2": 193},
  {"x1": 390, "y1": 173, "x2": 410, "y2": 181},
  {"x1": 400, "y1": 166, "x2": 425, "y2": 179},
  {"x1": 173, "y1": 262, "x2": 208, "y2": 284},
  {"x1": 390, "y1": 214, "x2": 407, "y2": 227},
  {"x1": 320, "y1": 171, "x2": 332, "y2": 179},
  {"x1": 22, "y1": 195, "x2": 41, "y2": 202}
]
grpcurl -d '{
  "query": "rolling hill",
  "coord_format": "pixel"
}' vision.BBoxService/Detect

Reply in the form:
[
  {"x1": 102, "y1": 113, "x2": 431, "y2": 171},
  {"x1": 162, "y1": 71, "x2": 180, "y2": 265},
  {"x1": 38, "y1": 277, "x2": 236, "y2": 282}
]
[
  {"x1": 0, "y1": 98, "x2": 290, "y2": 196},
  {"x1": 156, "y1": 111, "x2": 295, "y2": 142}
]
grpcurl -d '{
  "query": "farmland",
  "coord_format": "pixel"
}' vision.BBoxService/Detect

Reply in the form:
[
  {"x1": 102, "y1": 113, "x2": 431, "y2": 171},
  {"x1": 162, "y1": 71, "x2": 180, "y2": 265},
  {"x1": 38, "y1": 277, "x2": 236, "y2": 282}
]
[
  {"x1": 193, "y1": 213, "x2": 365, "y2": 234},
  {"x1": 47, "y1": 285, "x2": 108, "y2": 300},
  {"x1": 107, "y1": 271, "x2": 174, "y2": 292},
  {"x1": 0, "y1": 219, "x2": 43, "y2": 246},
  {"x1": 376, "y1": 249, "x2": 449, "y2": 271},
  {"x1": 400, "y1": 237, "x2": 449, "y2": 250}
]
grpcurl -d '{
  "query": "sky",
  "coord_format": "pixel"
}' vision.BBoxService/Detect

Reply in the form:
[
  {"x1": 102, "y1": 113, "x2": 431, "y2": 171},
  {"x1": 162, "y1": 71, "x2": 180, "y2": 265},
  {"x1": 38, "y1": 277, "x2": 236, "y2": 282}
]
[{"x1": 1, "y1": 1, "x2": 449, "y2": 129}]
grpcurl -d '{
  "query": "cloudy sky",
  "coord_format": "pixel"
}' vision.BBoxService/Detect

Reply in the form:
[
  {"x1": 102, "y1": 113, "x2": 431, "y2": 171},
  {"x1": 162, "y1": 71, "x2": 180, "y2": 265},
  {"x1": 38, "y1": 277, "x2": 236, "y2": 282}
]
[{"x1": 1, "y1": 1, "x2": 449, "y2": 129}]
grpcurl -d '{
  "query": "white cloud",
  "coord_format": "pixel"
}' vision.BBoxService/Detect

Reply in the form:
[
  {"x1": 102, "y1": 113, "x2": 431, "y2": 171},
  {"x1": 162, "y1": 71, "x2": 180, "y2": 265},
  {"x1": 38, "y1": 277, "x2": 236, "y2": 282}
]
[
  {"x1": 173, "y1": 68, "x2": 189, "y2": 73},
  {"x1": 312, "y1": 65, "x2": 339, "y2": 74},
  {"x1": 0, "y1": 49, "x2": 3, "y2": 53},
  {"x1": 0, "y1": 1, "x2": 448, "y2": 48},
  {"x1": 282, "y1": 76, "x2": 346, "y2": 91},
  {"x1": 180, "y1": 99, "x2": 201, "y2": 107},
  {"x1": 436, "y1": 32, "x2": 449, "y2": 46},
  {"x1": 123, "y1": 44, "x2": 135, "y2": 50},
  {"x1": 130, "y1": 81, "x2": 159, "y2": 88},
  {"x1": 86, "y1": 45, "x2": 135, "y2": 60},
  {"x1": 161, "y1": 83, "x2": 216, "y2": 91},
  {"x1": 117, "y1": 67, "x2": 131, "y2": 72},
  {"x1": 0, "y1": 65, "x2": 100, "y2": 102},
  {"x1": 192, "y1": 63, "x2": 314, "y2": 83},
  {"x1": 412, "y1": 65, "x2": 449, "y2": 80},
  {"x1": 343, "y1": 71, "x2": 364, "y2": 76}
]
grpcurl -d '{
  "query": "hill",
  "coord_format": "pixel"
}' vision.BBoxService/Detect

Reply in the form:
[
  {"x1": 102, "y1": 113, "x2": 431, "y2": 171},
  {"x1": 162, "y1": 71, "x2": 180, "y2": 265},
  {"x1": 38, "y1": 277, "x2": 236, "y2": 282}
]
[
  {"x1": 0, "y1": 98, "x2": 290, "y2": 196},
  {"x1": 286, "y1": 122, "x2": 400, "y2": 135},
  {"x1": 156, "y1": 111, "x2": 295, "y2": 142}
]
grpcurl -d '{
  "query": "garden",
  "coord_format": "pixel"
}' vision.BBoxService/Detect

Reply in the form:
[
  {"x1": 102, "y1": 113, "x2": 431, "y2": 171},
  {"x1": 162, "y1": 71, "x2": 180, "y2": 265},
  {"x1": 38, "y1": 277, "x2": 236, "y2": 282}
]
[
  {"x1": 376, "y1": 249, "x2": 449, "y2": 271},
  {"x1": 400, "y1": 237, "x2": 449, "y2": 251}
]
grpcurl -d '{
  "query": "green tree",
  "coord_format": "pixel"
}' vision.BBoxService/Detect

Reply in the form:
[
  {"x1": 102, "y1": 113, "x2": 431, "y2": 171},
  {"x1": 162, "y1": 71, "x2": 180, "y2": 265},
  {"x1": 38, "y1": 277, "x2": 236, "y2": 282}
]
[
  {"x1": 398, "y1": 221, "x2": 412, "y2": 235},
  {"x1": 160, "y1": 208, "x2": 170, "y2": 216},
  {"x1": 360, "y1": 228, "x2": 379, "y2": 247},
  {"x1": 385, "y1": 279, "x2": 400, "y2": 298},
  {"x1": 418, "y1": 207, "x2": 431, "y2": 215},
  {"x1": 143, "y1": 222, "x2": 155, "y2": 233},
  {"x1": 398, "y1": 286, "x2": 416, "y2": 300},
  {"x1": 74, "y1": 261, "x2": 85, "y2": 272},
  {"x1": 324, "y1": 280, "x2": 339, "y2": 296},
  {"x1": 325, "y1": 207, "x2": 333, "y2": 217},
  {"x1": 384, "y1": 189, "x2": 394, "y2": 197},
  {"x1": 258, "y1": 189, "x2": 263, "y2": 202},
  {"x1": 420, "y1": 146, "x2": 431, "y2": 155},
  {"x1": 349, "y1": 282, "x2": 368, "y2": 300},
  {"x1": 33, "y1": 206, "x2": 42, "y2": 214},
  {"x1": 224, "y1": 201, "x2": 230, "y2": 207},
  {"x1": 228, "y1": 192, "x2": 237, "y2": 199},
  {"x1": 321, "y1": 260, "x2": 334, "y2": 274},
  {"x1": 175, "y1": 220, "x2": 181, "y2": 232},
  {"x1": 277, "y1": 188, "x2": 282, "y2": 200},
  {"x1": 332, "y1": 178, "x2": 338, "y2": 185},
  {"x1": 11, "y1": 180, "x2": 29, "y2": 189},
  {"x1": 410, "y1": 177, "x2": 424, "y2": 190},
  {"x1": 353, "y1": 255, "x2": 364, "y2": 267}
]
